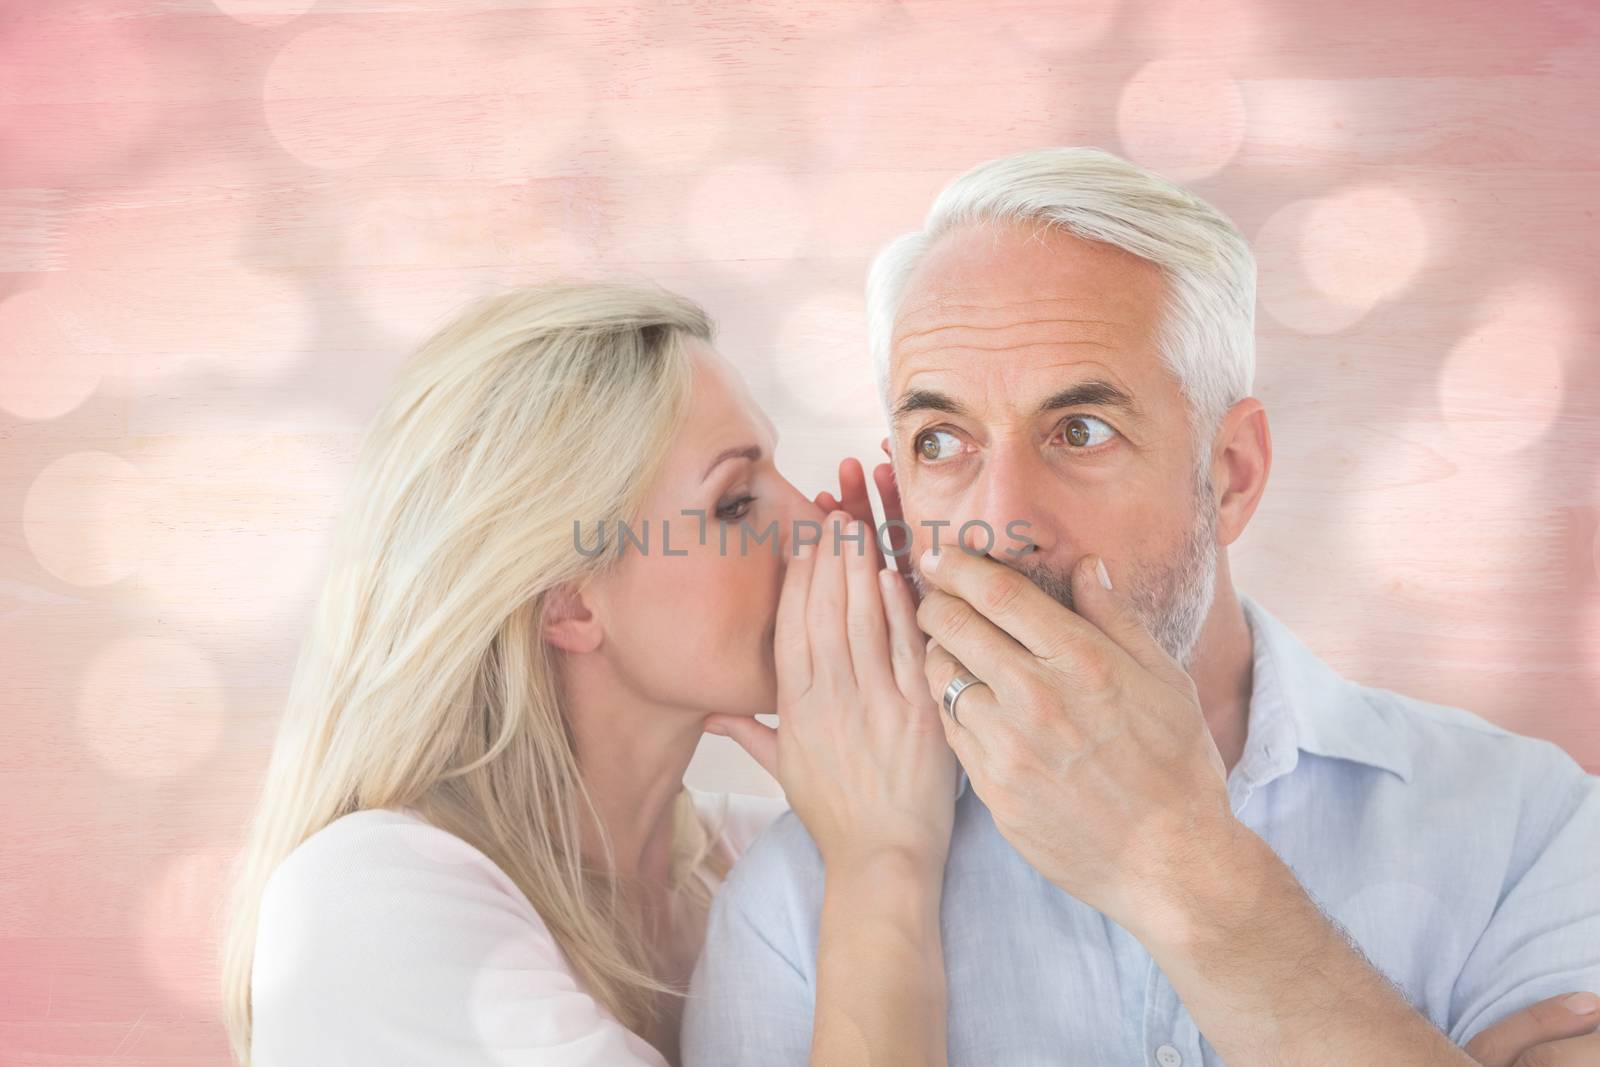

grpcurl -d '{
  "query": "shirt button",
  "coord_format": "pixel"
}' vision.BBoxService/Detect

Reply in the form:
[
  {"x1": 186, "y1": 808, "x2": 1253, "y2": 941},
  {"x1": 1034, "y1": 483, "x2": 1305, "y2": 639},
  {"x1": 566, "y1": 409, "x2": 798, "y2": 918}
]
[{"x1": 1155, "y1": 1045, "x2": 1182, "y2": 1067}]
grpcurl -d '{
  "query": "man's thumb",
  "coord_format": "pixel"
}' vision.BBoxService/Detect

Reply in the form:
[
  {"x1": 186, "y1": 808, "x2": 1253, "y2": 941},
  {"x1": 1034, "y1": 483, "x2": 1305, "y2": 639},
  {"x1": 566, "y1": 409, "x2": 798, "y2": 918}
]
[{"x1": 1071, "y1": 554, "x2": 1184, "y2": 683}]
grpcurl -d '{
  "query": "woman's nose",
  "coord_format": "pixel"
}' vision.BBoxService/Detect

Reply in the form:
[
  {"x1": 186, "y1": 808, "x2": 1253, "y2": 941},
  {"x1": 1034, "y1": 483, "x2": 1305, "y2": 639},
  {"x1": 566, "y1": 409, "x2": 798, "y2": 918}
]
[{"x1": 780, "y1": 483, "x2": 826, "y2": 555}]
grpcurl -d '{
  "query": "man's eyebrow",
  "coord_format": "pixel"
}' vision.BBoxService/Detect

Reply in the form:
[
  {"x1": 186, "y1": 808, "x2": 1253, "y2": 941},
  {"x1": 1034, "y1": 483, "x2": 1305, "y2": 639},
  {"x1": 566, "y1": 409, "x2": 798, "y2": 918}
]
[
  {"x1": 701, "y1": 445, "x2": 761, "y2": 481},
  {"x1": 1037, "y1": 378, "x2": 1143, "y2": 419},
  {"x1": 891, "y1": 389, "x2": 968, "y2": 422},
  {"x1": 890, "y1": 379, "x2": 1142, "y2": 424}
]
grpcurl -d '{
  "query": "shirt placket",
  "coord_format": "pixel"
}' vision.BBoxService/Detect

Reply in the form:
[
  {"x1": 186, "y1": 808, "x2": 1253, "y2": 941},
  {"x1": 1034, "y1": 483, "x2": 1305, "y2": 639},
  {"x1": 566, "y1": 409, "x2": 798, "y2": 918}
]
[
  {"x1": 1143, "y1": 669, "x2": 1299, "y2": 1065},
  {"x1": 1140, "y1": 957, "x2": 1202, "y2": 1067}
]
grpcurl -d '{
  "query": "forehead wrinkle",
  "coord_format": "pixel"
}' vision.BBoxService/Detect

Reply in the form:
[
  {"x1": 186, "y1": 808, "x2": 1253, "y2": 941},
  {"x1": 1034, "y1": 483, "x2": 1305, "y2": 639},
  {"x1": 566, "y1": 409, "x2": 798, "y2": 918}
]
[
  {"x1": 894, "y1": 297, "x2": 1136, "y2": 349},
  {"x1": 894, "y1": 318, "x2": 1133, "y2": 365},
  {"x1": 897, "y1": 330, "x2": 1120, "y2": 355}
]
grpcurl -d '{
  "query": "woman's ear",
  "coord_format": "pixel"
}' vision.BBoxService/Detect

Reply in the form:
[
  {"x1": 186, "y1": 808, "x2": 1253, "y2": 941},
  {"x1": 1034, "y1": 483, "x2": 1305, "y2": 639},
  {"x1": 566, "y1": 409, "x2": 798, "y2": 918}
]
[{"x1": 543, "y1": 581, "x2": 603, "y2": 654}]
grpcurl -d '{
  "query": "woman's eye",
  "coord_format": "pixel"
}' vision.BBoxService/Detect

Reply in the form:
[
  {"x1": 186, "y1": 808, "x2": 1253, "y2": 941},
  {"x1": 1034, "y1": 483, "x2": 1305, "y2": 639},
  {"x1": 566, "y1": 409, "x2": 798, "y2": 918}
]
[
  {"x1": 914, "y1": 429, "x2": 962, "y2": 462},
  {"x1": 715, "y1": 494, "x2": 754, "y2": 522},
  {"x1": 1059, "y1": 415, "x2": 1115, "y2": 449}
]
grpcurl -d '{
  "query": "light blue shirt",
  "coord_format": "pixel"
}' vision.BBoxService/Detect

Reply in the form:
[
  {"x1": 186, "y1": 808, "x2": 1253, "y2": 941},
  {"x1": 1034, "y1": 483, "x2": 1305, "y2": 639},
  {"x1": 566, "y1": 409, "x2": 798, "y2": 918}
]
[{"x1": 682, "y1": 593, "x2": 1600, "y2": 1066}]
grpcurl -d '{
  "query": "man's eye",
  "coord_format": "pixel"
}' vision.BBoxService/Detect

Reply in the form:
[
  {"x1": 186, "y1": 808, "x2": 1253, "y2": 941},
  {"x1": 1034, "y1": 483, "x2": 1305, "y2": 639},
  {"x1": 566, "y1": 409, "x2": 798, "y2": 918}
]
[
  {"x1": 914, "y1": 429, "x2": 962, "y2": 462},
  {"x1": 1060, "y1": 415, "x2": 1115, "y2": 449},
  {"x1": 716, "y1": 494, "x2": 754, "y2": 521}
]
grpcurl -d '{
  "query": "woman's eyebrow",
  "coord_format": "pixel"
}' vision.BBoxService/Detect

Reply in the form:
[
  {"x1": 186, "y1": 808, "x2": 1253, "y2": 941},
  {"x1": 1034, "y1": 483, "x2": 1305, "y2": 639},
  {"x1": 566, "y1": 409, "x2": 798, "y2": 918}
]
[{"x1": 701, "y1": 445, "x2": 762, "y2": 481}]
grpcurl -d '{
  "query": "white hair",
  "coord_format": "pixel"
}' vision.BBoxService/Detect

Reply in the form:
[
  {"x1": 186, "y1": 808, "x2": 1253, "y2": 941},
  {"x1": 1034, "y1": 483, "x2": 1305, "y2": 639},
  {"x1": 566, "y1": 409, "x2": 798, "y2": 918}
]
[{"x1": 866, "y1": 146, "x2": 1257, "y2": 452}]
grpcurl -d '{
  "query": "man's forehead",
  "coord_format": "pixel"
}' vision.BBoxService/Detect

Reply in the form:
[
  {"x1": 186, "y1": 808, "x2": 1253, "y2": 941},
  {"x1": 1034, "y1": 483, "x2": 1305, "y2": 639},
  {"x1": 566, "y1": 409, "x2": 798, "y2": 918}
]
[
  {"x1": 893, "y1": 296, "x2": 1131, "y2": 355},
  {"x1": 890, "y1": 284, "x2": 1163, "y2": 396},
  {"x1": 890, "y1": 224, "x2": 1163, "y2": 358}
]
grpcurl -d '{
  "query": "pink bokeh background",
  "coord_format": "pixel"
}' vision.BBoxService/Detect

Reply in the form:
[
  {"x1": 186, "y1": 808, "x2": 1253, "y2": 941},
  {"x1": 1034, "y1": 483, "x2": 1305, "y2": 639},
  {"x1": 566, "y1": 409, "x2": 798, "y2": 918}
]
[{"x1": 2, "y1": 0, "x2": 1598, "y2": 1062}]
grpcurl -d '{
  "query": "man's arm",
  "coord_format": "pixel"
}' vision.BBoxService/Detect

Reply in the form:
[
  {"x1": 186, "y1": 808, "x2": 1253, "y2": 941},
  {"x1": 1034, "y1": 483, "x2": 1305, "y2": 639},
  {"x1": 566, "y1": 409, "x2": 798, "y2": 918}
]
[
  {"x1": 1136, "y1": 816, "x2": 1480, "y2": 1065},
  {"x1": 911, "y1": 546, "x2": 1557, "y2": 1066},
  {"x1": 1450, "y1": 773, "x2": 1600, "y2": 1064}
]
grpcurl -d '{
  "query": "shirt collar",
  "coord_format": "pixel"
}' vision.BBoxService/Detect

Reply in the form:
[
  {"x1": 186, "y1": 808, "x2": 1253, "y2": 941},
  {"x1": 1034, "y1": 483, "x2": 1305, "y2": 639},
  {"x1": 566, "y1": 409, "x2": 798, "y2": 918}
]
[{"x1": 1237, "y1": 592, "x2": 1413, "y2": 788}]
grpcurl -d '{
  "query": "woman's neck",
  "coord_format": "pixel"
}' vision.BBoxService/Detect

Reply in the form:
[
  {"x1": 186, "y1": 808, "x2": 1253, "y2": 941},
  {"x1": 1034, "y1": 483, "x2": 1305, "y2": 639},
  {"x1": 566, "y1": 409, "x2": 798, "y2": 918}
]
[
  {"x1": 562, "y1": 669, "x2": 708, "y2": 889},
  {"x1": 555, "y1": 657, "x2": 718, "y2": 1067}
]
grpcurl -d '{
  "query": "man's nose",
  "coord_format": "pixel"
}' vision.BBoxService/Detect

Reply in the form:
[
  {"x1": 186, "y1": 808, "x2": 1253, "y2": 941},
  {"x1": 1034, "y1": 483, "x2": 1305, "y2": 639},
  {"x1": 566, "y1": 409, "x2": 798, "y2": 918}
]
[{"x1": 956, "y1": 441, "x2": 1053, "y2": 560}]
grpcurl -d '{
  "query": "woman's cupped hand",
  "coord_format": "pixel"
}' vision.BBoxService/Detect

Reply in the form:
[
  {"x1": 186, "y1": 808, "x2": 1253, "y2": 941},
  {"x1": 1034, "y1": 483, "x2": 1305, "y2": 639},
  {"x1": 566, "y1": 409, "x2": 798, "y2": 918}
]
[{"x1": 705, "y1": 501, "x2": 958, "y2": 879}]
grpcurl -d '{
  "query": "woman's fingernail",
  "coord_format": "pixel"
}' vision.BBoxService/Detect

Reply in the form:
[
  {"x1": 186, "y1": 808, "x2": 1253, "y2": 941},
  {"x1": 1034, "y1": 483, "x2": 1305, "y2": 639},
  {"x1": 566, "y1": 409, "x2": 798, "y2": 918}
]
[
  {"x1": 1565, "y1": 992, "x2": 1599, "y2": 1015},
  {"x1": 920, "y1": 548, "x2": 940, "y2": 574},
  {"x1": 1094, "y1": 556, "x2": 1113, "y2": 591},
  {"x1": 925, "y1": 635, "x2": 937, "y2": 651}
]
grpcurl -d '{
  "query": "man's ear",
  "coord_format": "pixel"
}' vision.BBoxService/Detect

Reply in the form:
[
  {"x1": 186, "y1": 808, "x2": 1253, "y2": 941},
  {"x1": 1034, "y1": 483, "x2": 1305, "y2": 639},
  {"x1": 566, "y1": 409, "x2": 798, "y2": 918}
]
[
  {"x1": 879, "y1": 436, "x2": 891, "y2": 459},
  {"x1": 543, "y1": 581, "x2": 602, "y2": 654}
]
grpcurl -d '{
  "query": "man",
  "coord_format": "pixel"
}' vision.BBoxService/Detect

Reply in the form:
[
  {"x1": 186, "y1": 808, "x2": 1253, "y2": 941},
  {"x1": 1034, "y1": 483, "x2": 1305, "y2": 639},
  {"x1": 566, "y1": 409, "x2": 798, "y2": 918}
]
[{"x1": 682, "y1": 147, "x2": 1600, "y2": 1065}]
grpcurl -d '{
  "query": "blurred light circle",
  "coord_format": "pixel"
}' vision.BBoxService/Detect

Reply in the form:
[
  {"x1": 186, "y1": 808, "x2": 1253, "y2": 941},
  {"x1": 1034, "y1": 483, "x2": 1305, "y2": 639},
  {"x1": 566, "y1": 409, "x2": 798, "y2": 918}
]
[
  {"x1": 128, "y1": 435, "x2": 355, "y2": 624},
  {"x1": 1256, "y1": 187, "x2": 1430, "y2": 334},
  {"x1": 685, "y1": 165, "x2": 810, "y2": 273},
  {"x1": 23, "y1": 451, "x2": 147, "y2": 586},
  {"x1": 772, "y1": 292, "x2": 881, "y2": 421},
  {"x1": 1438, "y1": 279, "x2": 1571, "y2": 454},
  {"x1": 1302, "y1": 188, "x2": 1429, "y2": 309},
  {"x1": 345, "y1": 270, "x2": 512, "y2": 354},
  {"x1": 343, "y1": 188, "x2": 498, "y2": 268},
  {"x1": 263, "y1": 25, "x2": 398, "y2": 169},
  {"x1": 483, "y1": 41, "x2": 591, "y2": 175},
  {"x1": 1117, "y1": 58, "x2": 1245, "y2": 182},
  {"x1": 804, "y1": 29, "x2": 1062, "y2": 169},
  {"x1": 77, "y1": 635, "x2": 227, "y2": 782},
  {"x1": 1240, "y1": 79, "x2": 1356, "y2": 159},
  {"x1": 603, "y1": 46, "x2": 727, "y2": 169},
  {"x1": 0, "y1": 288, "x2": 106, "y2": 420},
  {"x1": 140, "y1": 848, "x2": 233, "y2": 1010}
]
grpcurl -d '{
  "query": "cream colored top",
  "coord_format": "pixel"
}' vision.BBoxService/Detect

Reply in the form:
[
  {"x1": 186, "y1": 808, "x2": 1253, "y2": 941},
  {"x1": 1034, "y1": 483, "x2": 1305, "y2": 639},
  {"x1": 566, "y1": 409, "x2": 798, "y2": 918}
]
[{"x1": 250, "y1": 788, "x2": 788, "y2": 1066}]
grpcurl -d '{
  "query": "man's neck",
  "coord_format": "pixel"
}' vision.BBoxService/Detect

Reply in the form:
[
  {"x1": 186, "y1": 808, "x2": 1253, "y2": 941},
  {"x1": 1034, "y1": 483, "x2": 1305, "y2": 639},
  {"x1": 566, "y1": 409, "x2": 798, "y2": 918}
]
[{"x1": 1184, "y1": 580, "x2": 1255, "y2": 776}]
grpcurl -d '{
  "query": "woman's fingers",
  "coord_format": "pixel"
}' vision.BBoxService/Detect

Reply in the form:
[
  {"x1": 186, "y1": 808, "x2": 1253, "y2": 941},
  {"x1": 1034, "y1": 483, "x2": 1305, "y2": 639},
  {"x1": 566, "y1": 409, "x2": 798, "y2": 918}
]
[
  {"x1": 807, "y1": 511, "x2": 854, "y2": 686},
  {"x1": 834, "y1": 457, "x2": 889, "y2": 573},
  {"x1": 775, "y1": 535, "x2": 817, "y2": 696},
  {"x1": 872, "y1": 461, "x2": 913, "y2": 580},
  {"x1": 842, "y1": 518, "x2": 894, "y2": 697},
  {"x1": 704, "y1": 716, "x2": 778, "y2": 778},
  {"x1": 879, "y1": 566, "x2": 928, "y2": 706}
]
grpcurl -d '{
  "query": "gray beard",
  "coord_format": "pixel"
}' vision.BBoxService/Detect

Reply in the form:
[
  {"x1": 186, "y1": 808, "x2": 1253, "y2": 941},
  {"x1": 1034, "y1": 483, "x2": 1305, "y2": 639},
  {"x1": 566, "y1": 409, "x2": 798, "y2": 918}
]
[{"x1": 914, "y1": 464, "x2": 1220, "y2": 672}]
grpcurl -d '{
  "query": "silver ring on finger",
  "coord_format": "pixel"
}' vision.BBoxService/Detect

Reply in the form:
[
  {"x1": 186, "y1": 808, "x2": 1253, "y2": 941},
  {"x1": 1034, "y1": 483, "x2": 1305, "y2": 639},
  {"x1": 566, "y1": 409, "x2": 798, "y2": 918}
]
[{"x1": 942, "y1": 670, "x2": 981, "y2": 727}]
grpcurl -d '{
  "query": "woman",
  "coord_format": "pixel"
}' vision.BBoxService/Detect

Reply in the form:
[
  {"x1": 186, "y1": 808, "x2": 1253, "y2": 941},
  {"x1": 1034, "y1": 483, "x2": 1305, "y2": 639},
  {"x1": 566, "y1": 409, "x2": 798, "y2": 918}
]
[{"x1": 221, "y1": 282, "x2": 956, "y2": 1065}]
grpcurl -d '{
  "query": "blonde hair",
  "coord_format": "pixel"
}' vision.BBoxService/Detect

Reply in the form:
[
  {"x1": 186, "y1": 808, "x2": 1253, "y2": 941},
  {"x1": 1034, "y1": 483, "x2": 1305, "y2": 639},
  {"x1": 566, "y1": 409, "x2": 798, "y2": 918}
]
[{"x1": 220, "y1": 281, "x2": 728, "y2": 1063}]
